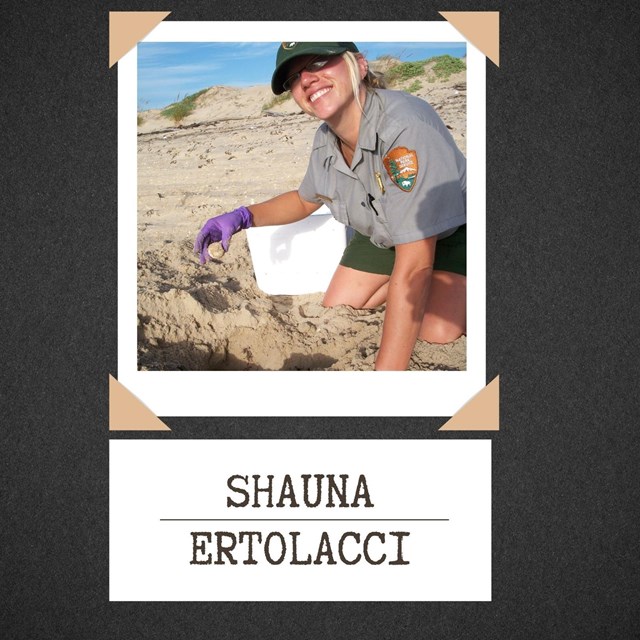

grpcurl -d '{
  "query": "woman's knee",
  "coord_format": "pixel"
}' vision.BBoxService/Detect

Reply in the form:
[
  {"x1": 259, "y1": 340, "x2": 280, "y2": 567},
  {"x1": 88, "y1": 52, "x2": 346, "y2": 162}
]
[
  {"x1": 322, "y1": 266, "x2": 389, "y2": 309},
  {"x1": 419, "y1": 318, "x2": 465, "y2": 344},
  {"x1": 418, "y1": 271, "x2": 466, "y2": 343}
]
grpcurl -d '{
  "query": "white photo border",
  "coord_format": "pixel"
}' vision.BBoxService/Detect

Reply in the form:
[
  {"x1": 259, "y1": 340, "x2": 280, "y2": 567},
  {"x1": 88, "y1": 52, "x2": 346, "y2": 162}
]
[{"x1": 118, "y1": 21, "x2": 486, "y2": 417}]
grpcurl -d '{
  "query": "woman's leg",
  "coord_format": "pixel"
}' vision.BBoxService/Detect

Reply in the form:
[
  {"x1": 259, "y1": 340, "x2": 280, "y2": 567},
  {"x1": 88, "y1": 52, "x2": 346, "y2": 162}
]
[
  {"x1": 322, "y1": 265, "x2": 390, "y2": 308},
  {"x1": 323, "y1": 265, "x2": 466, "y2": 344},
  {"x1": 418, "y1": 270, "x2": 466, "y2": 343}
]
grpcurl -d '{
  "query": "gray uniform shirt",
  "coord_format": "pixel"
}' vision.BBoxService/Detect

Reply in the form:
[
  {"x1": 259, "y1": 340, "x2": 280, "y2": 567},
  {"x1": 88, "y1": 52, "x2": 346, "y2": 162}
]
[{"x1": 298, "y1": 89, "x2": 466, "y2": 249}]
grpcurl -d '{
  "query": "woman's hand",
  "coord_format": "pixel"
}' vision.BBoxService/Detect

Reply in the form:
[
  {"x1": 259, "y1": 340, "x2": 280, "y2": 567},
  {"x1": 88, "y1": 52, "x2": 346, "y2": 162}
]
[
  {"x1": 374, "y1": 237, "x2": 437, "y2": 371},
  {"x1": 194, "y1": 206, "x2": 253, "y2": 264},
  {"x1": 194, "y1": 192, "x2": 319, "y2": 265}
]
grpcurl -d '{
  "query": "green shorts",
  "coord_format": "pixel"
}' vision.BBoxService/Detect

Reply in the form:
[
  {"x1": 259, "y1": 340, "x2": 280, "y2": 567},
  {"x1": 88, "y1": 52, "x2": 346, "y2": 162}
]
[{"x1": 339, "y1": 225, "x2": 467, "y2": 276}]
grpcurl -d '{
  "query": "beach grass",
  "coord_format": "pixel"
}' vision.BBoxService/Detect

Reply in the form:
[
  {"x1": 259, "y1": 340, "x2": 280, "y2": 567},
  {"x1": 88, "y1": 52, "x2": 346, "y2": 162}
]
[
  {"x1": 386, "y1": 54, "x2": 466, "y2": 86},
  {"x1": 161, "y1": 89, "x2": 208, "y2": 124},
  {"x1": 262, "y1": 92, "x2": 291, "y2": 111}
]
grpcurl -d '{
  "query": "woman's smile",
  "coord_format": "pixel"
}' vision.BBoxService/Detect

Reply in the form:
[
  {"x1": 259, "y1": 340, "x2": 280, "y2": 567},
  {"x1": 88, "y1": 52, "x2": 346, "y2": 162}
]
[{"x1": 309, "y1": 86, "x2": 332, "y2": 103}]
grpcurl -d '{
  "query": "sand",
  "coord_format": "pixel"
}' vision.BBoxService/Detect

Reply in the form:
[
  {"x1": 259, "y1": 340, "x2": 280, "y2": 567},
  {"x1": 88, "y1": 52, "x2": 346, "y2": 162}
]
[{"x1": 137, "y1": 63, "x2": 467, "y2": 371}]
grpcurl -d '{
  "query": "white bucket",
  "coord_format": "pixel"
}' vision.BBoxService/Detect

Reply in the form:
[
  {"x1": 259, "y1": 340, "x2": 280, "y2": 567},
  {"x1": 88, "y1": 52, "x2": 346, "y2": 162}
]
[{"x1": 246, "y1": 205, "x2": 347, "y2": 295}]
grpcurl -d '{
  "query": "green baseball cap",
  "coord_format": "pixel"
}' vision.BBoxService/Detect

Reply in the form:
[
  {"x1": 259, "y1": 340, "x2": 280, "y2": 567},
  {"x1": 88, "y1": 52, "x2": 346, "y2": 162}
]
[{"x1": 271, "y1": 42, "x2": 359, "y2": 95}]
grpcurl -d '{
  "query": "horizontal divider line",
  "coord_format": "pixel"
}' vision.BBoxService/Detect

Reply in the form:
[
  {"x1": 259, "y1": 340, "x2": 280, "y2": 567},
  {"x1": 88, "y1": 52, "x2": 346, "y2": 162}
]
[{"x1": 160, "y1": 518, "x2": 449, "y2": 522}]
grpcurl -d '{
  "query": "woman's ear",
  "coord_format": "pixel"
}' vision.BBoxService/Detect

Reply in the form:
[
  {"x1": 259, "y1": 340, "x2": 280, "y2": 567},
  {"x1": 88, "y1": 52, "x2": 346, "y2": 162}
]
[{"x1": 356, "y1": 54, "x2": 368, "y2": 80}]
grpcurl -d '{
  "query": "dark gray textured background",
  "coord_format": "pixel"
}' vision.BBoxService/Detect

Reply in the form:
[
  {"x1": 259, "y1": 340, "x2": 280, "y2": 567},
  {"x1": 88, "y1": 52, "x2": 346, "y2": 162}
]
[{"x1": 2, "y1": 2, "x2": 639, "y2": 638}]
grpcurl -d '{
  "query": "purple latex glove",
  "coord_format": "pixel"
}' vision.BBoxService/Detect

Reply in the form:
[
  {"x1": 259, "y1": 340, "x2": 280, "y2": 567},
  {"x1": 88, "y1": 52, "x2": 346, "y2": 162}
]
[{"x1": 194, "y1": 206, "x2": 253, "y2": 264}]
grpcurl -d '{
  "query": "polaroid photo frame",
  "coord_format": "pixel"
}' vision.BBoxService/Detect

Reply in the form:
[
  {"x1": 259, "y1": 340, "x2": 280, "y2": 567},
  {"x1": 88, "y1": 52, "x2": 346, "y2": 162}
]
[{"x1": 118, "y1": 21, "x2": 486, "y2": 417}]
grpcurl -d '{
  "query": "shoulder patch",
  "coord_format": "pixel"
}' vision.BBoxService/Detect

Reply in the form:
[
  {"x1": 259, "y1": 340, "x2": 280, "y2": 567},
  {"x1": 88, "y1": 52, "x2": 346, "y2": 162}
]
[{"x1": 383, "y1": 146, "x2": 418, "y2": 192}]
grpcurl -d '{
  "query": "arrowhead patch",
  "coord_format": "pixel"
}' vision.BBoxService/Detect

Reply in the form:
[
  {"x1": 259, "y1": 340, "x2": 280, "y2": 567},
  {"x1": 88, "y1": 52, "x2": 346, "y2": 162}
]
[{"x1": 383, "y1": 146, "x2": 418, "y2": 192}]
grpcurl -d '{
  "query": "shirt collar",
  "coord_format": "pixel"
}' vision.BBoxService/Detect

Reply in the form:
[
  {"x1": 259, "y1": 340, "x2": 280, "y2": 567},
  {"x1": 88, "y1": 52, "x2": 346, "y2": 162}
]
[{"x1": 357, "y1": 90, "x2": 382, "y2": 151}]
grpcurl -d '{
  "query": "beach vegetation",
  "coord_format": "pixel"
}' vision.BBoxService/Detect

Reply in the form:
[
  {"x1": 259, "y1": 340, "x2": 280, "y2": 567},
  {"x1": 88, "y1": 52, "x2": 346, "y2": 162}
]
[
  {"x1": 385, "y1": 60, "x2": 426, "y2": 84},
  {"x1": 262, "y1": 92, "x2": 291, "y2": 111},
  {"x1": 161, "y1": 88, "x2": 208, "y2": 124},
  {"x1": 431, "y1": 54, "x2": 466, "y2": 80},
  {"x1": 385, "y1": 54, "x2": 466, "y2": 87}
]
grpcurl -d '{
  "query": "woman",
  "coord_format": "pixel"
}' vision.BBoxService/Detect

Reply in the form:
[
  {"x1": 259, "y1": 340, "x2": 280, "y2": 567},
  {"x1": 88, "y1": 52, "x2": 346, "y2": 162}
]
[{"x1": 194, "y1": 42, "x2": 467, "y2": 371}]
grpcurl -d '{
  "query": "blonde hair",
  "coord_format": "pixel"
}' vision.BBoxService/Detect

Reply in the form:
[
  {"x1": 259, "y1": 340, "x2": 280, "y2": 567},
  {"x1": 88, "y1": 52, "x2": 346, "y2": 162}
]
[{"x1": 342, "y1": 51, "x2": 387, "y2": 112}]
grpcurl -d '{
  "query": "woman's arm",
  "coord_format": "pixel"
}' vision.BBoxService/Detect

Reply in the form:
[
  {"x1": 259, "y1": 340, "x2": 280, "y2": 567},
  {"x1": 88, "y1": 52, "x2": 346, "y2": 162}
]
[
  {"x1": 374, "y1": 237, "x2": 437, "y2": 371},
  {"x1": 249, "y1": 191, "x2": 321, "y2": 227},
  {"x1": 194, "y1": 191, "x2": 321, "y2": 263}
]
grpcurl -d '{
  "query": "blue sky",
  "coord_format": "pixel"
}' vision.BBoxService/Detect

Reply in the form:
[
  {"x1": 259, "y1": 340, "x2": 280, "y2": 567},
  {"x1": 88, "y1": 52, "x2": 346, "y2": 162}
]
[{"x1": 138, "y1": 42, "x2": 466, "y2": 110}]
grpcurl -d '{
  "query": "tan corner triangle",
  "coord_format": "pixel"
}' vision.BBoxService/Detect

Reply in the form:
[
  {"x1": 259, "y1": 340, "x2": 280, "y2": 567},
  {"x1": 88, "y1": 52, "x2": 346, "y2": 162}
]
[
  {"x1": 109, "y1": 11, "x2": 171, "y2": 68},
  {"x1": 439, "y1": 11, "x2": 500, "y2": 67},
  {"x1": 439, "y1": 376, "x2": 500, "y2": 431},
  {"x1": 109, "y1": 375, "x2": 170, "y2": 431}
]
